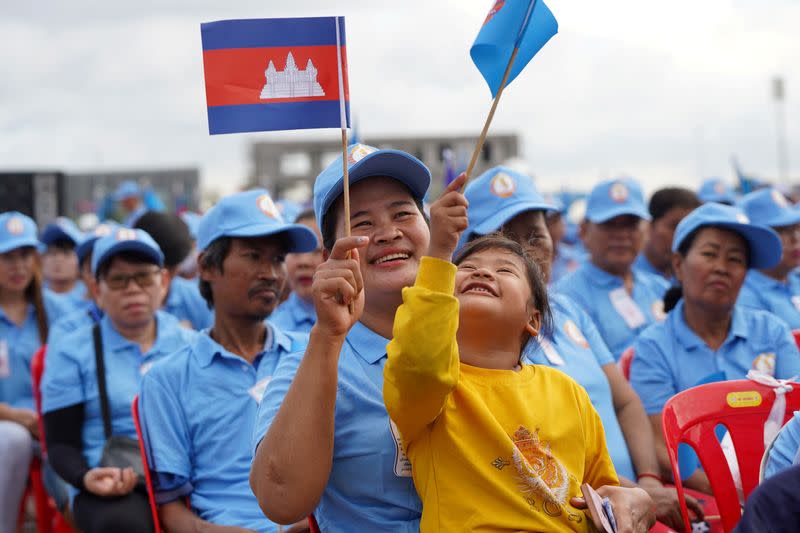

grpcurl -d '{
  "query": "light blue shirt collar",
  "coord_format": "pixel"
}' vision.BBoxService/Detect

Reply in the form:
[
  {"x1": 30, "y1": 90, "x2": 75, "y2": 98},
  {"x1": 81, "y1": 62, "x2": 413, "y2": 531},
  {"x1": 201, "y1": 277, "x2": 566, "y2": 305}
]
[
  {"x1": 347, "y1": 321, "x2": 389, "y2": 365},
  {"x1": 671, "y1": 300, "x2": 749, "y2": 352},
  {"x1": 287, "y1": 292, "x2": 315, "y2": 324},
  {"x1": 101, "y1": 310, "x2": 185, "y2": 356},
  {"x1": 193, "y1": 323, "x2": 292, "y2": 369}
]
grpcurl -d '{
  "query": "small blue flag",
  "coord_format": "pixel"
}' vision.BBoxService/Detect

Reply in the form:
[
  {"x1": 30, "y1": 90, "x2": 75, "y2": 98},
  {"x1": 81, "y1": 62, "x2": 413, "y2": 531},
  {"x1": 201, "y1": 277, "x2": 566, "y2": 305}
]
[{"x1": 471, "y1": 0, "x2": 558, "y2": 98}]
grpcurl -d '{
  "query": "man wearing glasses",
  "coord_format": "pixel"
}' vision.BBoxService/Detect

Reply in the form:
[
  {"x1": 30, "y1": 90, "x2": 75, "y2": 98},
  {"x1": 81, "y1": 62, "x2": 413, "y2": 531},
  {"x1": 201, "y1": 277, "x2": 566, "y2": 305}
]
[{"x1": 41, "y1": 228, "x2": 196, "y2": 533}]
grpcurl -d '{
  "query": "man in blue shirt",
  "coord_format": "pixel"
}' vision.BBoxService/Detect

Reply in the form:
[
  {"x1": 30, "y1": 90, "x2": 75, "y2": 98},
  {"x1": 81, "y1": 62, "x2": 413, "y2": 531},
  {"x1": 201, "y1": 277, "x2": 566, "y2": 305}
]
[
  {"x1": 40, "y1": 216, "x2": 86, "y2": 308},
  {"x1": 269, "y1": 209, "x2": 322, "y2": 334},
  {"x1": 139, "y1": 190, "x2": 317, "y2": 532},
  {"x1": 556, "y1": 178, "x2": 669, "y2": 360},
  {"x1": 737, "y1": 187, "x2": 800, "y2": 330},
  {"x1": 41, "y1": 228, "x2": 195, "y2": 533}
]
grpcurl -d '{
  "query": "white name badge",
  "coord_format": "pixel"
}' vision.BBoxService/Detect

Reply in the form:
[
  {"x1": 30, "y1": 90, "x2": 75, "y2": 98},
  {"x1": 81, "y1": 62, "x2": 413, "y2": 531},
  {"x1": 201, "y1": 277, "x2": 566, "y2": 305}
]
[
  {"x1": 389, "y1": 420, "x2": 412, "y2": 477},
  {"x1": 0, "y1": 340, "x2": 9, "y2": 378},
  {"x1": 540, "y1": 339, "x2": 565, "y2": 366},
  {"x1": 609, "y1": 288, "x2": 647, "y2": 329},
  {"x1": 792, "y1": 295, "x2": 800, "y2": 312},
  {"x1": 249, "y1": 377, "x2": 272, "y2": 404}
]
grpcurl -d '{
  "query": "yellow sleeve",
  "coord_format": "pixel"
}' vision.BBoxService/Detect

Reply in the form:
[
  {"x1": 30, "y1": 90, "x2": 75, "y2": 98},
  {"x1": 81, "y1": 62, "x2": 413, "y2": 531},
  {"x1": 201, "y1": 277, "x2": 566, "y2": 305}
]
[
  {"x1": 384, "y1": 256, "x2": 461, "y2": 444},
  {"x1": 577, "y1": 383, "x2": 620, "y2": 488}
]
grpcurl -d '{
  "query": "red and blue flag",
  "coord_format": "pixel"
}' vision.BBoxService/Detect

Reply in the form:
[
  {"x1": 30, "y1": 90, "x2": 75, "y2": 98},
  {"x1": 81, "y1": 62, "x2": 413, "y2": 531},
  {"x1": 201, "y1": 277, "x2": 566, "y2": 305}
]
[
  {"x1": 201, "y1": 17, "x2": 350, "y2": 135},
  {"x1": 471, "y1": 0, "x2": 558, "y2": 97}
]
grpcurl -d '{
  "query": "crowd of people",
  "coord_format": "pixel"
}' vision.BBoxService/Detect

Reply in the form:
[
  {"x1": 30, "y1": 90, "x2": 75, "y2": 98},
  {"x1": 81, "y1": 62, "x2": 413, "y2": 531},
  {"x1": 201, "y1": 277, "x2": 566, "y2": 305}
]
[{"x1": 2, "y1": 145, "x2": 800, "y2": 532}]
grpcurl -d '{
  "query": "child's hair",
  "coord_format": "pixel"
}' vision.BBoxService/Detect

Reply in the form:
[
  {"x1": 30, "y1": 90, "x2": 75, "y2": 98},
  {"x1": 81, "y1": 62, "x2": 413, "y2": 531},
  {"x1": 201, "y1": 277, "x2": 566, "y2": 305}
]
[{"x1": 453, "y1": 235, "x2": 553, "y2": 345}]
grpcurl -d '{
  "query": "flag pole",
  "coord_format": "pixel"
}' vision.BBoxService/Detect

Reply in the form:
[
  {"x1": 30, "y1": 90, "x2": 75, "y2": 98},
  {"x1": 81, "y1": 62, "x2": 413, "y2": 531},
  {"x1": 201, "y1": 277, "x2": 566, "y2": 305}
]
[
  {"x1": 335, "y1": 16, "x2": 350, "y2": 238},
  {"x1": 462, "y1": 0, "x2": 539, "y2": 190}
]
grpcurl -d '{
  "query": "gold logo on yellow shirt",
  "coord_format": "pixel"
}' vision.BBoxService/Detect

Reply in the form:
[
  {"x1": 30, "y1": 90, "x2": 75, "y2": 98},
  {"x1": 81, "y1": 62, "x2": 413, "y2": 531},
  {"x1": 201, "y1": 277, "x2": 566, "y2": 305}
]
[{"x1": 511, "y1": 426, "x2": 569, "y2": 506}]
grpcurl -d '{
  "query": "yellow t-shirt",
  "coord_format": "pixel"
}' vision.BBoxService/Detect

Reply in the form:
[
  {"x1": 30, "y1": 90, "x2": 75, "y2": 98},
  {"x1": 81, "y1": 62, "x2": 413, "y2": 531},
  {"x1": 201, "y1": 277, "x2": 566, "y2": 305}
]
[{"x1": 384, "y1": 257, "x2": 619, "y2": 532}]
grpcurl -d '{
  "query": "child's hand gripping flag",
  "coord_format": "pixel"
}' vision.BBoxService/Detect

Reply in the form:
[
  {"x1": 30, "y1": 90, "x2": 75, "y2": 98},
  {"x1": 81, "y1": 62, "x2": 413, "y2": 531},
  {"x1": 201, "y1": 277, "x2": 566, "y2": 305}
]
[{"x1": 470, "y1": 0, "x2": 558, "y2": 97}]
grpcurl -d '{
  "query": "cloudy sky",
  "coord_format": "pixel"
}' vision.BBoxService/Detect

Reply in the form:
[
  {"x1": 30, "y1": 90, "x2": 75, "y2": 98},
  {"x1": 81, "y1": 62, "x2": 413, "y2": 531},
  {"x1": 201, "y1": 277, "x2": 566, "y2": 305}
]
[{"x1": 1, "y1": 0, "x2": 798, "y2": 199}]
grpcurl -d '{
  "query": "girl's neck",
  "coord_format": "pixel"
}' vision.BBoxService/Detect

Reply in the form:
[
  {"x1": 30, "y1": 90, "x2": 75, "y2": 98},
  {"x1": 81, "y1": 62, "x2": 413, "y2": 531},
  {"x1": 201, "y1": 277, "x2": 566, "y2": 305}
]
[
  {"x1": 0, "y1": 289, "x2": 29, "y2": 326},
  {"x1": 210, "y1": 314, "x2": 267, "y2": 364},
  {"x1": 0, "y1": 288, "x2": 27, "y2": 306},
  {"x1": 456, "y1": 323, "x2": 521, "y2": 370},
  {"x1": 682, "y1": 300, "x2": 732, "y2": 351}
]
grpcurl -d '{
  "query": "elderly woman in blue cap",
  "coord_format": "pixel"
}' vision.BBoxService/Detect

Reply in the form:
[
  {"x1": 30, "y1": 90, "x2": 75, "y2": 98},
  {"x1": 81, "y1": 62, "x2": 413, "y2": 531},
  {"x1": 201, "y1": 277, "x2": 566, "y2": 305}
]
[
  {"x1": 556, "y1": 178, "x2": 669, "y2": 361},
  {"x1": 459, "y1": 167, "x2": 702, "y2": 529},
  {"x1": 0, "y1": 211, "x2": 70, "y2": 532},
  {"x1": 736, "y1": 188, "x2": 800, "y2": 330},
  {"x1": 630, "y1": 203, "x2": 800, "y2": 493}
]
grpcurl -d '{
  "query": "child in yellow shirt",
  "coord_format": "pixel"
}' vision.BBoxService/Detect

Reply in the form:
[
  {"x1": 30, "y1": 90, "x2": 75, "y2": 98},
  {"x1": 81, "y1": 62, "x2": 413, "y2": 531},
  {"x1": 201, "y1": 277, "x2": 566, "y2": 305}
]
[{"x1": 384, "y1": 176, "x2": 654, "y2": 532}]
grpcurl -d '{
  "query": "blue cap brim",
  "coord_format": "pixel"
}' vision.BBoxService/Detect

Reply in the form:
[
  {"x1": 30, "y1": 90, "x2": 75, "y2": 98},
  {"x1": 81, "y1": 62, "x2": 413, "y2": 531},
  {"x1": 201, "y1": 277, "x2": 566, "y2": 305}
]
[
  {"x1": 766, "y1": 210, "x2": 800, "y2": 229},
  {"x1": 587, "y1": 206, "x2": 651, "y2": 223},
  {"x1": 0, "y1": 237, "x2": 40, "y2": 254},
  {"x1": 320, "y1": 150, "x2": 430, "y2": 224},
  {"x1": 76, "y1": 237, "x2": 99, "y2": 264},
  {"x1": 212, "y1": 223, "x2": 319, "y2": 253},
  {"x1": 92, "y1": 241, "x2": 164, "y2": 275},
  {"x1": 687, "y1": 222, "x2": 781, "y2": 269},
  {"x1": 472, "y1": 200, "x2": 557, "y2": 236},
  {"x1": 40, "y1": 226, "x2": 79, "y2": 246}
]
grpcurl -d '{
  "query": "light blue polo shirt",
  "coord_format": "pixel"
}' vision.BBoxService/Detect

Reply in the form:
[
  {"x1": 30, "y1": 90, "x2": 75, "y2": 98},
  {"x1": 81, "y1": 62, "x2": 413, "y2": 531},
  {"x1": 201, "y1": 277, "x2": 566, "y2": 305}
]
[
  {"x1": 524, "y1": 294, "x2": 635, "y2": 481},
  {"x1": 59, "y1": 280, "x2": 89, "y2": 311},
  {"x1": 40, "y1": 310, "x2": 195, "y2": 474},
  {"x1": 140, "y1": 324, "x2": 307, "y2": 532},
  {"x1": 738, "y1": 270, "x2": 800, "y2": 331},
  {"x1": 269, "y1": 292, "x2": 316, "y2": 334},
  {"x1": 0, "y1": 291, "x2": 71, "y2": 409},
  {"x1": 163, "y1": 276, "x2": 213, "y2": 330},
  {"x1": 253, "y1": 321, "x2": 421, "y2": 533},
  {"x1": 48, "y1": 301, "x2": 104, "y2": 346},
  {"x1": 764, "y1": 411, "x2": 800, "y2": 479},
  {"x1": 630, "y1": 300, "x2": 800, "y2": 416},
  {"x1": 634, "y1": 253, "x2": 663, "y2": 279},
  {"x1": 550, "y1": 243, "x2": 584, "y2": 286},
  {"x1": 555, "y1": 262, "x2": 670, "y2": 360}
]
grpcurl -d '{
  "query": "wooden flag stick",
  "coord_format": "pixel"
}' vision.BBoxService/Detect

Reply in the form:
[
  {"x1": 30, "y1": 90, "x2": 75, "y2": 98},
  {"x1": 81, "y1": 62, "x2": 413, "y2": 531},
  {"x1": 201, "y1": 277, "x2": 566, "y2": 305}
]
[
  {"x1": 461, "y1": 46, "x2": 520, "y2": 189},
  {"x1": 341, "y1": 128, "x2": 351, "y2": 237}
]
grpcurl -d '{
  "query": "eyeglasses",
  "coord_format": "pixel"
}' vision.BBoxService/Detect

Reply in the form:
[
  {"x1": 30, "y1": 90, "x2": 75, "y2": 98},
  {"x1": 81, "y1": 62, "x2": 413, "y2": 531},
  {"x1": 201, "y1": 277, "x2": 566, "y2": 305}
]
[{"x1": 102, "y1": 269, "x2": 161, "y2": 290}]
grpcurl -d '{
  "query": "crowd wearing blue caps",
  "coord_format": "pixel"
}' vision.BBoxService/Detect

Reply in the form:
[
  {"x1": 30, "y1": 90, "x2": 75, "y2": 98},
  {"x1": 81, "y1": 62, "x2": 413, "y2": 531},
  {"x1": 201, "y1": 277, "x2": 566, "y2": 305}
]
[{"x1": 5, "y1": 144, "x2": 800, "y2": 533}]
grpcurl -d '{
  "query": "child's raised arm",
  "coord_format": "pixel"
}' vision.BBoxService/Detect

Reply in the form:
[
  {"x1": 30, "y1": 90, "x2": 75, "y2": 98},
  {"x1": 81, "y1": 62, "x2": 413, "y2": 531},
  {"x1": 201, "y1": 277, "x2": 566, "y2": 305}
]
[{"x1": 383, "y1": 174, "x2": 469, "y2": 444}]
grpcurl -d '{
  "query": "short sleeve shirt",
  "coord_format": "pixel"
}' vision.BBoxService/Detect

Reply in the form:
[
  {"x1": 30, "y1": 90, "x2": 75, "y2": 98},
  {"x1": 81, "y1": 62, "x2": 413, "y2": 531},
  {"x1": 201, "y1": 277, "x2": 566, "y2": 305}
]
[
  {"x1": 163, "y1": 276, "x2": 214, "y2": 331},
  {"x1": 738, "y1": 270, "x2": 800, "y2": 331},
  {"x1": 268, "y1": 292, "x2": 316, "y2": 335}
]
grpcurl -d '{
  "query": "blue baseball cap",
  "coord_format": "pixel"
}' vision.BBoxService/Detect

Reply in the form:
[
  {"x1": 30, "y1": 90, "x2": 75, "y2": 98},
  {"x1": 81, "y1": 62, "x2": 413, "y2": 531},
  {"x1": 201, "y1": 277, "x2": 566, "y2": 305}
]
[
  {"x1": 40, "y1": 217, "x2": 83, "y2": 247},
  {"x1": 672, "y1": 203, "x2": 782, "y2": 269},
  {"x1": 0, "y1": 212, "x2": 39, "y2": 254},
  {"x1": 76, "y1": 221, "x2": 121, "y2": 264},
  {"x1": 738, "y1": 188, "x2": 800, "y2": 229},
  {"x1": 180, "y1": 211, "x2": 202, "y2": 239},
  {"x1": 463, "y1": 166, "x2": 557, "y2": 242},
  {"x1": 584, "y1": 178, "x2": 650, "y2": 223},
  {"x1": 92, "y1": 228, "x2": 164, "y2": 275},
  {"x1": 197, "y1": 189, "x2": 318, "y2": 253},
  {"x1": 698, "y1": 178, "x2": 736, "y2": 205},
  {"x1": 313, "y1": 143, "x2": 431, "y2": 229},
  {"x1": 113, "y1": 180, "x2": 142, "y2": 201}
]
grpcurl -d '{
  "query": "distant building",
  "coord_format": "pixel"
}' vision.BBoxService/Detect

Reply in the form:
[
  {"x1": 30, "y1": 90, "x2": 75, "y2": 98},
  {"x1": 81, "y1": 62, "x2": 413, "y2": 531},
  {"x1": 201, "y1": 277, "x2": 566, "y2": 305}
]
[{"x1": 249, "y1": 133, "x2": 520, "y2": 199}]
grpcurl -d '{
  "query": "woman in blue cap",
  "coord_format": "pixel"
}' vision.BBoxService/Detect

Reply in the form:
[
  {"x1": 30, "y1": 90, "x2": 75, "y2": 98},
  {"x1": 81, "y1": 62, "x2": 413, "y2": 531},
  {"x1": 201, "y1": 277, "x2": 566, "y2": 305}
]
[
  {"x1": 459, "y1": 167, "x2": 702, "y2": 529},
  {"x1": 737, "y1": 187, "x2": 800, "y2": 330},
  {"x1": 0, "y1": 211, "x2": 70, "y2": 532},
  {"x1": 41, "y1": 228, "x2": 196, "y2": 533},
  {"x1": 630, "y1": 203, "x2": 800, "y2": 493},
  {"x1": 556, "y1": 178, "x2": 669, "y2": 361},
  {"x1": 40, "y1": 216, "x2": 86, "y2": 308}
]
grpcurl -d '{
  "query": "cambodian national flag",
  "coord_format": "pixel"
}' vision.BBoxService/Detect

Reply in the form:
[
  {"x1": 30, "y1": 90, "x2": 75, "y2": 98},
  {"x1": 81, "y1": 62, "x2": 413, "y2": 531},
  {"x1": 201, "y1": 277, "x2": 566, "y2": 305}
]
[
  {"x1": 201, "y1": 17, "x2": 350, "y2": 135},
  {"x1": 471, "y1": 0, "x2": 558, "y2": 98}
]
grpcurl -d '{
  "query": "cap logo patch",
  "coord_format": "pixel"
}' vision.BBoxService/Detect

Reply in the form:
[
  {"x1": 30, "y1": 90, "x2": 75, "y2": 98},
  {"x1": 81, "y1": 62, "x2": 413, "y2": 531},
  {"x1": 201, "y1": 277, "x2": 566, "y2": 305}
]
[
  {"x1": 489, "y1": 172, "x2": 516, "y2": 198},
  {"x1": 6, "y1": 217, "x2": 25, "y2": 235},
  {"x1": 651, "y1": 300, "x2": 666, "y2": 321},
  {"x1": 257, "y1": 194, "x2": 282, "y2": 220},
  {"x1": 348, "y1": 144, "x2": 377, "y2": 164},
  {"x1": 752, "y1": 352, "x2": 776, "y2": 376},
  {"x1": 563, "y1": 320, "x2": 589, "y2": 349},
  {"x1": 772, "y1": 189, "x2": 789, "y2": 208},
  {"x1": 609, "y1": 182, "x2": 629, "y2": 203},
  {"x1": 735, "y1": 213, "x2": 750, "y2": 224},
  {"x1": 714, "y1": 181, "x2": 726, "y2": 195},
  {"x1": 95, "y1": 224, "x2": 113, "y2": 237},
  {"x1": 115, "y1": 228, "x2": 138, "y2": 241}
]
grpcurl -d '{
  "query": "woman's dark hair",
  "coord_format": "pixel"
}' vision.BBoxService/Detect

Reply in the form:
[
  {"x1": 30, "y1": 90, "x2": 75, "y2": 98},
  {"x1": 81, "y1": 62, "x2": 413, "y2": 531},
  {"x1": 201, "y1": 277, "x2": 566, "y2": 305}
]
[
  {"x1": 320, "y1": 181, "x2": 428, "y2": 251},
  {"x1": 663, "y1": 226, "x2": 751, "y2": 312},
  {"x1": 21, "y1": 248, "x2": 50, "y2": 344},
  {"x1": 649, "y1": 188, "x2": 701, "y2": 222},
  {"x1": 453, "y1": 235, "x2": 553, "y2": 349},
  {"x1": 198, "y1": 237, "x2": 232, "y2": 309},
  {"x1": 134, "y1": 212, "x2": 192, "y2": 269}
]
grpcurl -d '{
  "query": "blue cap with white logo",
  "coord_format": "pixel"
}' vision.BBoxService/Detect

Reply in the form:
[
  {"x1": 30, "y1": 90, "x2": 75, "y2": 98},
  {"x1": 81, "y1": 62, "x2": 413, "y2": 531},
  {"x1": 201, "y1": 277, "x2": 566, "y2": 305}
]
[
  {"x1": 313, "y1": 143, "x2": 431, "y2": 230},
  {"x1": 197, "y1": 189, "x2": 318, "y2": 253},
  {"x1": 40, "y1": 217, "x2": 83, "y2": 247},
  {"x1": 462, "y1": 166, "x2": 556, "y2": 243},
  {"x1": 92, "y1": 228, "x2": 164, "y2": 275},
  {"x1": 672, "y1": 202, "x2": 782, "y2": 269},
  {"x1": 585, "y1": 178, "x2": 650, "y2": 223},
  {"x1": 698, "y1": 178, "x2": 736, "y2": 205},
  {"x1": 739, "y1": 188, "x2": 800, "y2": 229},
  {"x1": 0, "y1": 212, "x2": 39, "y2": 254},
  {"x1": 76, "y1": 221, "x2": 121, "y2": 264},
  {"x1": 113, "y1": 180, "x2": 142, "y2": 201}
]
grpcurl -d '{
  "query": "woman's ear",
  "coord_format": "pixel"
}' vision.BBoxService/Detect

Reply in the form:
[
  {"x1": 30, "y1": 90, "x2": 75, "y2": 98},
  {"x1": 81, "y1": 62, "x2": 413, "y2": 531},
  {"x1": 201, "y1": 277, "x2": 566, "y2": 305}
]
[
  {"x1": 525, "y1": 309, "x2": 541, "y2": 338},
  {"x1": 671, "y1": 252, "x2": 683, "y2": 284}
]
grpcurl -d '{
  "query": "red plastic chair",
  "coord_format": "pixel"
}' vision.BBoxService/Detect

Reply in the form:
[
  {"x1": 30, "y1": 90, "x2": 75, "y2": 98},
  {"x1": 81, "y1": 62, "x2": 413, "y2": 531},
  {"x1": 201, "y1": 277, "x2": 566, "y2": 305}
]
[
  {"x1": 793, "y1": 330, "x2": 800, "y2": 350},
  {"x1": 308, "y1": 514, "x2": 321, "y2": 533},
  {"x1": 618, "y1": 346, "x2": 634, "y2": 381},
  {"x1": 132, "y1": 395, "x2": 164, "y2": 533},
  {"x1": 662, "y1": 378, "x2": 800, "y2": 532}
]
